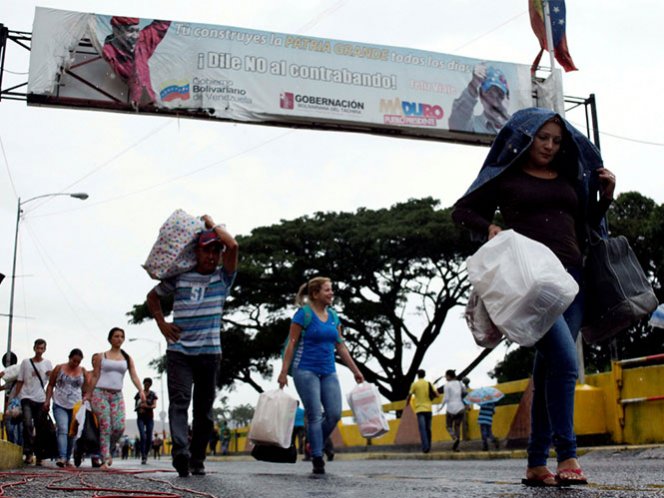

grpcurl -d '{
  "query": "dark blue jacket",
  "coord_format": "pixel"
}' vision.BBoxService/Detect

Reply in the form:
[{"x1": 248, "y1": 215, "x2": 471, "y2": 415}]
[{"x1": 457, "y1": 107, "x2": 608, "y2": 241}]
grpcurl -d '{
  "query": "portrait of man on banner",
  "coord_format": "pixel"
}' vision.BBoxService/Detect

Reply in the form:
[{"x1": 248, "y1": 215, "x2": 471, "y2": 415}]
[
  {"x1": 99, "y1": 16, "x2": 171, "y2": 107},
  {"x1": 448, "y1": 63, "x2": 511, "y2": 135}
]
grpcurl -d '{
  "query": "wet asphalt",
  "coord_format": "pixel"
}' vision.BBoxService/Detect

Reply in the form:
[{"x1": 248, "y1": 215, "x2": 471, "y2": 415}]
[{"x1": 1, "y1": 446, "x2": 663, "y2": 497}]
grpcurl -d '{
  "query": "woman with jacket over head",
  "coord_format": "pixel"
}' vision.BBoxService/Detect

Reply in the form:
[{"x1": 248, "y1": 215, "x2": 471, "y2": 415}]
[
  {"x1": 452, "y1": 107, "x2": 616, "y2": 487},
  {"x1": 86, "y1": 327, "x2": 145, "y2": 469},
  {"x1": 44, "y1": 348, "x2": 87, "y2": 467},
  {"x1": 278, "y1": 277, "x2": 364, "y2": 475}
]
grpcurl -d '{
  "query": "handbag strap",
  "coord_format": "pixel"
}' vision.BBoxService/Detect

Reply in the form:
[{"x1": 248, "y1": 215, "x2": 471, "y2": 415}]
[{"x1": 30, "y1": 359, "x2": 45, "y2": 390}]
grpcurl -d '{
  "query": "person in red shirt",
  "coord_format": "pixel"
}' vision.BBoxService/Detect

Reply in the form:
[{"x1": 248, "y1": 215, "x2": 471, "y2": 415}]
[{"x1": 102, "y1": 17, "x2": 171, "y2": 107}]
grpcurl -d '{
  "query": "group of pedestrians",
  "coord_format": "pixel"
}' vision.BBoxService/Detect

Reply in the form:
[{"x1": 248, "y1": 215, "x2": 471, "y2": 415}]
[
  {"x1": 3, "y1": 107, "x2": 617, "y2": 487},
  {"x1": 1, "y1": 331, "x2": 160, "y2": 469}
]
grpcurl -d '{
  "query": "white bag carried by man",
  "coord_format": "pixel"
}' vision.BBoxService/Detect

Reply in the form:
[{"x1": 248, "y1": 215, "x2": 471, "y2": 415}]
[
  {"x1": 466, "y1": 229, "x2": 579, "y2": 347},
  {"x1": 143, "y1": 209, "x2": 205, "y2": 280},
  {"x1": 347, "y1": 383, "x2": 389, "y2": 439},
  {"x1": 248, "y1": 389, "x2": 298, "y2": 449}
]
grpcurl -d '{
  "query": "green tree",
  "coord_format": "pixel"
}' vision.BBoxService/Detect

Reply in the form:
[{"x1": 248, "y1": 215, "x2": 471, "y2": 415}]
[
  {"x1": 129, "y1": 198, "x2": 475, "y2": 401},
  {"x1": 229, "y1": 403, "x2": 254, "y2": 428}
]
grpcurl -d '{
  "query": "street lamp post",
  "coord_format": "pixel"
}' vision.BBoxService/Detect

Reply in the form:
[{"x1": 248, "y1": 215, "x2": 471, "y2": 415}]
[{"x1": 6, "y1": 192, "x2": 88, "y2": 360}]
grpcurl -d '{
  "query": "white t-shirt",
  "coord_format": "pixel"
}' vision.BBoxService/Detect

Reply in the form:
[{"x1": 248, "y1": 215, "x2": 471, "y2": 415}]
[
  {"x1": 17, "y1": 358, "x2": 53, "y2": 403},
  {"x1": 442, "y1": 380, "x2": 466, "y2": 415}
]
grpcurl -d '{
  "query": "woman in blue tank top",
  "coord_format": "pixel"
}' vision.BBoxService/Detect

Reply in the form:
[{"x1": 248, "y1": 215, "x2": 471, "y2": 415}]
[{"x1": 279, "y1": 277, "x2": 364, "y2": 475}]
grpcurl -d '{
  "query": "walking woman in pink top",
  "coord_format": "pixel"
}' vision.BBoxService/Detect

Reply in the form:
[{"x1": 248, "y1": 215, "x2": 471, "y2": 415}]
[{"x1": 86, "y1": 327, "x2": 145, "y2": 469}]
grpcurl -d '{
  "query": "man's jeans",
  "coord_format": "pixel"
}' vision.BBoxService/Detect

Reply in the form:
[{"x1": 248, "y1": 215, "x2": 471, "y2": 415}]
[
  {"x1": 292, "y1": 369, "x2": 342, "y2": 459},
  {"x1": 52, "y1": 404, "x2": 74, "y2": 461},
  {"x1": 528, "y1": 268, "x2": 584, "y2": 467},
  {"x1": 167, "y1": 351, "x2": 220, "y2": 466},
  {"x1": 21, "y1": 399, "x2": 46, "y2": 457},
  {"x1": 137, "y1": 417, "x2": 154, "y2": 459},
  {"x1": 416, "y1": 411, "x2": 432, "y2": 452}
]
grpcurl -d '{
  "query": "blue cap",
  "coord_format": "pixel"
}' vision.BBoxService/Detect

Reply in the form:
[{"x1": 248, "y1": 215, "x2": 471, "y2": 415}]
[{"x1": 480, "y1": 67, "x2": 509, "y2": 97}]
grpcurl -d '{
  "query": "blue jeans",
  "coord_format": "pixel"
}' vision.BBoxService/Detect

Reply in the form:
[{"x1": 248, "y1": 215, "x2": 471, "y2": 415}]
[
  {"x1": 167, "y1": 351, "x2": 220, "y2": 466},
  {"x1": 527, "y1": 268, "x2": 584, "y2": 467},
  {"x1": 53, "y1": 404, "x2": 74, "y2": 461},
  {"x1": 480, "y1": 423, "x2": 496, "y2": 444},
  {"x1": 416, "y1": 412, "x2": 432, "y2": 452},
  {"x1": 292, "y1": 369, "x2": 342, "y2": 459},
  {"x1": 137, "y1": 417, "x2": 154, "y2": 459}
]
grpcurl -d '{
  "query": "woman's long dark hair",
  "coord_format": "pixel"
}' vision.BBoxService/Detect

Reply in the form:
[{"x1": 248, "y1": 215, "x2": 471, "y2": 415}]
[{"x1": 107, "y1": 327, "x2": 131, "y2": 366}]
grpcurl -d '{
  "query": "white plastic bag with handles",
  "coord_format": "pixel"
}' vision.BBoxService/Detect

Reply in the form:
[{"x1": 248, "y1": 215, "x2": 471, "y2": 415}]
[
  {"x1": 464, "y1": 288, "x2": 503, "y2": 348},
  {"x1": 347, "y1": 383, "x2": 389, "y2": 439},
  {"x1": 466, "y1": 229, "x2": 579, "y2": 347},
  {"x1": 248, "y1": 389, "x2": 297, "y2": 449},
  {"x1": 143, "y1": 209, "x2": 205, "y2": 280}
]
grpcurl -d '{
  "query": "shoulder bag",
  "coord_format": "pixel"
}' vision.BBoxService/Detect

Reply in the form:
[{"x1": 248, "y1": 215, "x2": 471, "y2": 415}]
[{"x1": 581, "y1": 231, "x2": 658, "y2": 343}]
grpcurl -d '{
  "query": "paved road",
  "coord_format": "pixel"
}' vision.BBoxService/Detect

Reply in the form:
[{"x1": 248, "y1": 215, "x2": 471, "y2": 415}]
[{"x1": 1, "y1": 448, "x2": 663, "y2": 497}]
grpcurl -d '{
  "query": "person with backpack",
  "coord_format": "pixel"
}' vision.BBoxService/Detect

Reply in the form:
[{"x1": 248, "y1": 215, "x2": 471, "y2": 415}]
[
  {"x1": 405, "y1": 369, "x2": 438, "y2": 453},
  {"x1": 278, "y1": 276, "x2": 364, "y2": 475},
  {"x1": 85, "y1": 327, "x2": 145, "y2": 469},
  {"x1": 14, "y1": 339, "x2": 52, "y2": 465}
]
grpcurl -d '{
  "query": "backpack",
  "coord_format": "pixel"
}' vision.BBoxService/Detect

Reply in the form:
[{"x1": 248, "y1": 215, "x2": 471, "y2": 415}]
[{"x1": 281, "y1": 305, "x2": 340, "y2": 376}]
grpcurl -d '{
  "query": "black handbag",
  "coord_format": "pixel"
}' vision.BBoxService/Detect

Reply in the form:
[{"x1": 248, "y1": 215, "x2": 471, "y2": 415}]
[
  {"x1": 36, "y1": 413, "x2": 59, "y2": 460},
  {"x1": 251, "y1": 443, "x2": 297, "y2": 464},
  {"x1": 74, "y1": 407, "x2": 101, "y2": 466},
  {"x1": 581, "y1": 232, "x2": 658, "y2": 343}
]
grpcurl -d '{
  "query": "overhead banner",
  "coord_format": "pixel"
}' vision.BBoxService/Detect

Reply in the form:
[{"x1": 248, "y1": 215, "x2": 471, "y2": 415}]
[{"x1": 28, "y1": 7, "x2": 555, "y2": 144}]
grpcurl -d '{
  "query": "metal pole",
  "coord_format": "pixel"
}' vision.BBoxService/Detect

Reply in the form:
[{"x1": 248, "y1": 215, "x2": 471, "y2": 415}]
[
  {"x1": 6, "y1": 197, "x2": 21, "y2": 361},
  {"x1": 542, "y1": 0, "x2": 557, "y2": 71},
  {"x1": 5, "y1": 193, "x2": 88, "y2": 360},
  {"x1": 588, "y1": 93, "x2": 601, "y2": 150}
]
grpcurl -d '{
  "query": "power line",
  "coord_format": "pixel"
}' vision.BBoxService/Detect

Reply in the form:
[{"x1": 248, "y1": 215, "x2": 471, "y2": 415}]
[
  {"x1": 453, "y1": 10, "x2": 527, "y2": 52},
  {"x1": 31, "y1": 129, "x2": 294, "y2": 218},
  {"x1": 23, "y1": 223, "x2": 96, "y2": 331},
  {"x1": 568, "y1": 120, "x2": 664, "y2": 147},
  {"x1": 28, "y1": 120, "x2": 173, "y2": 213},
  {"x1": 0, "y1": 133, "x2": 18, "y2": 199},
  {"x1": 296, "y1": 0, "x2": 347, "y2": 33}
]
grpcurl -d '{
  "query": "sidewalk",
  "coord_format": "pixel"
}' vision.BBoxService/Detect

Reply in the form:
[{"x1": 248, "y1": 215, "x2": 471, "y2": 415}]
[{"x1": 206, "y1": 442, "x2": 664, "y2": 463}]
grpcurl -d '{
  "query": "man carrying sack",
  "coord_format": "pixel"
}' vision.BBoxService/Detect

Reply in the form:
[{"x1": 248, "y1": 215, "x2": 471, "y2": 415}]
[{"x1": 147, "y1": 214, "x2": 238, "y2": 477}]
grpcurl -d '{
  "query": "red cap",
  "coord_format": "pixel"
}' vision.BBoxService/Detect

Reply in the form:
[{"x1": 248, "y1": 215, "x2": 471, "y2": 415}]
[
  {"x1": 111, "y1": 16, "x2": 140, "y2": 27},
  {"x1": 197, "y1": 230, "x2": 221, "y2": 247}
]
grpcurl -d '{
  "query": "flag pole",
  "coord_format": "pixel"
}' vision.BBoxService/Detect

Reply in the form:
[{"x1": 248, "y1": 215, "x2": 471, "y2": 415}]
[
  {"x1": 541, "y1": 0, "x2": 565, "y2": 115},
  {"x1": 542, "y1": 0, "x2": 557, "y2": 71}
]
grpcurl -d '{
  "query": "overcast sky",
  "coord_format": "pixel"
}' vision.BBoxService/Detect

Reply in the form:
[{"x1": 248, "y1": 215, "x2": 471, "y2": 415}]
[{"x1": 1, "y1": 1, "x2": 662, "y2": 423}]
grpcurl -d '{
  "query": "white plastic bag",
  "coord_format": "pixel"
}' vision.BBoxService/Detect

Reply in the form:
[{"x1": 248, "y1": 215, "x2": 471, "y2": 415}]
[
  {"x1": 650, "y1": 303, "x2": 664, "y2": 329},
  {"x1": 347, "y1": 383, "x2": 389, "y2": 439},
  {"x1": 143, "y1": 209, "x2": 205, "y2": 280},
  {"x1": 248, "y1": 389, "x2": 297, "y2": 449},
  {"x1": 464, "y1": 288, "x2": 503, "y2": 348},
  {"x1": 466, "y1": 230, "x2": 579, "y2": 347},
  {"x1": 0, "y1": 364, "x2": 19, "y2": 384}
]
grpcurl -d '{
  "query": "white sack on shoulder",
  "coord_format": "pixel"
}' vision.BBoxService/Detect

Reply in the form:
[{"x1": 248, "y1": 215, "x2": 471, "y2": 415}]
[
  {"x1": 347, "y1": 383, "x2": 389, "y2": 439},
  {"x1": 248, "y1": 389, "x2": 297, "y2": 449},
  {"x1": 466, "y1": 230, "x2": 579, "y2": 347},
  {"x1": 143, "y1": 209, "x2": 205, "y2": 280}
]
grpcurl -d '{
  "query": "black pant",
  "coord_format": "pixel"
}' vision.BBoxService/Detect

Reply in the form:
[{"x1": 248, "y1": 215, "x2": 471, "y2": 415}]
[
  {"x1": 21, "y1": 399, "x2": 46, "y2": 457},
  {"x1": 167, "y1": 351, "x2": 220, "y2": 466}
]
